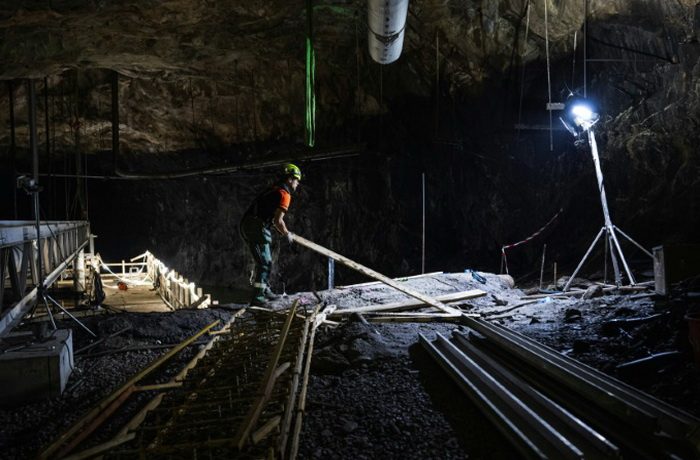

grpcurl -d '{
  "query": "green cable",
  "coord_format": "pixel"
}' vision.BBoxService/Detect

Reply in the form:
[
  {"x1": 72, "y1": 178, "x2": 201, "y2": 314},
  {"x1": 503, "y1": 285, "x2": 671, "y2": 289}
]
[{"x1": 305, "y1": 0, "x2": 316, "y2": 147}]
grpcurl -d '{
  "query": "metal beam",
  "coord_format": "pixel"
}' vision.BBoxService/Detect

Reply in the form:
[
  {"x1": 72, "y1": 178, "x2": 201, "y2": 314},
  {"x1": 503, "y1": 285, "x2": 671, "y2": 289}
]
[
  {"x1": 8, "y1": 81, "x2": 17, "y2": 218},
  {"x1": 0, "y1": 238, "x2": 88, "y2": 338},
  {"x1": 111, "y1": 71, "x2": 119, "y2": 175},
  {"x1": 0, "y1": 221, "x2": 89, "y2": 248},
  {"x1": 0, "y1": 220, "x2": 90, "y2": 338}
]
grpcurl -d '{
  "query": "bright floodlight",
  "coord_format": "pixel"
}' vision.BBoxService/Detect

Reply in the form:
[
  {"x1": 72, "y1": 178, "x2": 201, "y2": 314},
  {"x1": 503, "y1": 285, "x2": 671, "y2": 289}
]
[
  {"x1": 571, "y1": 104, "x2": 594, "y2": 123},
  {"x1": 560, "y1": 97, "x2": 599, "y2": 136}
]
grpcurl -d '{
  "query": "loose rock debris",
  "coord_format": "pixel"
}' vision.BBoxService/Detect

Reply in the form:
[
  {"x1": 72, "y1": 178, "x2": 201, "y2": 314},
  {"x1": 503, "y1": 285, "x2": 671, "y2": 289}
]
[{"x1": 1, "y1": 272, "x2": 699, "y2": 459}]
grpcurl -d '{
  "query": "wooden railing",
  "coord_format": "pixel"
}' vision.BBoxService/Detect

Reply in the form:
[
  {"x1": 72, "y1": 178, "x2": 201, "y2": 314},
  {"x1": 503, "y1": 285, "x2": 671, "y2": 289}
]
[
  {"x1": 92, "y1": 251, "x2": 213, "y2": 310},
  {"x1": 141, "y1": 251, "x2": 212, "y2": 309}
]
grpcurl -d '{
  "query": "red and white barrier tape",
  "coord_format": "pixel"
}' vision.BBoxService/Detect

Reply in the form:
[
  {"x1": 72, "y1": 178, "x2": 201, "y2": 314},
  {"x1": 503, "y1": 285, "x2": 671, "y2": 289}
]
[{"x1": 500, "y1": 208, "x2": 563, "y2": 274}]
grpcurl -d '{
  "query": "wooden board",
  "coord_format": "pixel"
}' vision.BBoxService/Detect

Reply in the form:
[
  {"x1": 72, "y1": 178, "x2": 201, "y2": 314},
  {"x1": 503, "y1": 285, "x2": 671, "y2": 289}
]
[
  {"x1": 330, "y1": 289, "x2": 486, "y2": 316},
  {"x1": 291, "y1": 234, "x2": 461, "y2": 315},
  {"x1": 337, "y1": 271, "x2": 444, "y2": 289}
]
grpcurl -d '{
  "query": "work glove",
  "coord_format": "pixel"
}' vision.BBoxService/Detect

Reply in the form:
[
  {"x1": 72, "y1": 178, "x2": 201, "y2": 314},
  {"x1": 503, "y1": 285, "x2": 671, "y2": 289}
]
[{"x1": 286, "y1": 231, "x2": 295, "y2": 245}]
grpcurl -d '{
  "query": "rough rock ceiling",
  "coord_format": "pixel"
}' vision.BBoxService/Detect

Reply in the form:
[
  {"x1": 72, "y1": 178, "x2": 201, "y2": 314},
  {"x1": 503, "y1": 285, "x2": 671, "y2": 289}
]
[
  {"x1": 0, "y1": 0, "x2": 696, "y2": 155},
  {"x1": 0, "y1": 1, "x2": 693, "y2": 78}
]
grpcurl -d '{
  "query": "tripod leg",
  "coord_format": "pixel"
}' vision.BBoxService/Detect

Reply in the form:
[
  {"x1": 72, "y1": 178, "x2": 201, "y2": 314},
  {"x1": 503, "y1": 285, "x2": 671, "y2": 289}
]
[
  {"x1": 610, "y1": 228, "x2": 636, "y2": 285},
  {"x1": 604, "y1": 236, "x2": 609, "y2": 285},
  {"x1": 42, "y1": 294, "x2": 58, "y2": 331},
  {"x1": 613, "y1": 225, "x2": 653, "y2": 258},
  {"x1": 607, "y1": 231, "x2": 622, "y2": 286},
  {"x1": 45, "y1": 294, "x2": 96, "y2": 337},
  {"x1": 564, "y1": 227, "x2": 606, "y2": 292}
]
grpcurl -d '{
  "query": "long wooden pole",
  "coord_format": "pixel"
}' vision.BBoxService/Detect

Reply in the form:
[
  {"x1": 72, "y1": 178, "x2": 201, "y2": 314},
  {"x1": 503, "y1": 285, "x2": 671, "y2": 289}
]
[{"x1": 290, "y1": 234, "x2": 461, "y2": 315}]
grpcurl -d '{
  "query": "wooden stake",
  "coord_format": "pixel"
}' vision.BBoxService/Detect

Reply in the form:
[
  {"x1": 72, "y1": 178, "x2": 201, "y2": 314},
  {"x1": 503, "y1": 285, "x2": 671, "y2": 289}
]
[{"x1": 539, "y1": 244, "x2": 547, "y2": 290}]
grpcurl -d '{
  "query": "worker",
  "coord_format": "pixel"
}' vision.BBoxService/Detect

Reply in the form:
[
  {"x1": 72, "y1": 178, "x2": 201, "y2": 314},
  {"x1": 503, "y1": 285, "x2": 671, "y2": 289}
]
[{"x1": 239, "y1": 163, "x2": 301, "y2": 306}]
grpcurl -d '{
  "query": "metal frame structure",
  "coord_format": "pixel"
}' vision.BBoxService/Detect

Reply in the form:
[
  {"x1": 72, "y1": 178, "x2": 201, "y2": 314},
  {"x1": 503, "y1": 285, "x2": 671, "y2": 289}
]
[
  {"x1": 0, "y1": 220, "x2": 90, "y2": 338},
  {"x1": 564, "y1": 129, "x2": 652, "y2": 291}
]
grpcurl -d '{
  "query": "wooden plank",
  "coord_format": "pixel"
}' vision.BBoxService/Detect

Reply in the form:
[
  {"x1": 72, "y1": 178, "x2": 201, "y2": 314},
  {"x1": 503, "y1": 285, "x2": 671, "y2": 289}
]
[
  {"x1": 365, "y1": 315, "x2": 466, "y2": 323},
  {"x1": 291, "y1": 234, "x2": 461, "y2": 315},
  {"x1": 133, "y1": 382, "x2": 183, "y2": 392},
  {"x1": 330, "y1": 289, "x2": 486, "y2": 316},
  {"x1": 183, "y1": 278, "x2": 190, "y2": 306},
  {"x1": 251, "y1": 416, "x2": 281, "y2": 445},
  {"x1": 61, "y1": 433, "x2": 135, "y2": 460},
  {"x1": 337, "y1": 271, "x2": 444, "y2": 289},
  {"x1": 313, "y1": 304, "x2": 337, "y2": 329},
  {"x1": 188, "y1": 294, "x2": 209, "y2": 309},
  {"x1": 367, "y1": 312, "x2": 462, "y2": 319}
]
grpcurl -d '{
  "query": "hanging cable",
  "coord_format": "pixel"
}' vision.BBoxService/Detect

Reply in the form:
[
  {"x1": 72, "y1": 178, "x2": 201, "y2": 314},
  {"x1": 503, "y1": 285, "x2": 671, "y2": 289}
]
[
  {"x1": 571, "y1": 30, "x2": 578, "y2": 91},
  {"x1": 434, "y1": 30, "x2": 439, "y2": 137},
  {"x1": 544, "y1": 0, "x2": 553, "y2": 151},
  {"x1": 8, "y1": 81, "x2": 18, "y2": 218},
  {"x1": 379, "y1": 65, "x2": 383, "y2": 109},
  {"x1": 43, "y1": 77, "x2": 52, "y2": 219},
  {"x1": 84, "y1": 143, "x2": 89, "y2": 220},
  {"x1": 355, "y1": 10, "x2": 361, "y2": 142},
  {"x1": 516, "y1": 0, "x2": 531, "y2": 139},
  {"x1": 583, "y1": 0, "x2": 587, "y2": 97},
  {"x1": 305, "y1": 0, "x2": 316, "y2": 147}
]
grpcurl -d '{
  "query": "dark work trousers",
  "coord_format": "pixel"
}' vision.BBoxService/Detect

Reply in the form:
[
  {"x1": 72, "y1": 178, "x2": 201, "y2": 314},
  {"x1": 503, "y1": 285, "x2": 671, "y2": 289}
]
[{"x1": 240, "y1": 215, "x2": 273, "y2": 304}]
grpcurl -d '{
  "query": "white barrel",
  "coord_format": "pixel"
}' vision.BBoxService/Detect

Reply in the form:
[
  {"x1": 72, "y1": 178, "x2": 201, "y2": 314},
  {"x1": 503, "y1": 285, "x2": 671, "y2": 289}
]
[
  {"x1": 368, "y1": 0, "x2": 408, "y2": 36},
  {"x1": 368, "y1": 0, "x2": 409, "y2": 64},
  {"x1": 368, "y1": 29, "x2": 405, "y2": 64}
]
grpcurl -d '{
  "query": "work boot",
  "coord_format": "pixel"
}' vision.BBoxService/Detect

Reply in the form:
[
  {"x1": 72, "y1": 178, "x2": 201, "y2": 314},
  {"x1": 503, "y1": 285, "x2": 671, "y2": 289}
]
[
  {"x1": 249, "y1": 298, "x2": 267, "y2": 307},
  {"x1": 264, "y1": 287, "x2": 280, "y2": 300}
]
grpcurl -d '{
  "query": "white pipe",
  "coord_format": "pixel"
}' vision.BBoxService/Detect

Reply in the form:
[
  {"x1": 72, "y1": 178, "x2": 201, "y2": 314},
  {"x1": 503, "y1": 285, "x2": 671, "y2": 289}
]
[
  {"x1": 73, "y1": 249, "x2": 85, "y2": 294},
  {"x1": 368, "y1": 0, "x2": 409, "y2": 64}
]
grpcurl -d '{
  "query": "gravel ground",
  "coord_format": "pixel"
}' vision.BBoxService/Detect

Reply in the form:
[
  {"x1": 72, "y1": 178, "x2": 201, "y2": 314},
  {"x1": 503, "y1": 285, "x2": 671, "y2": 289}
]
[
  {"x1": 1, "y1": 272, "x2": 698, "y2": 459},
  {"x1": 0, "y1": 308, "x2": 233, "y2": 459},
  {"x1": 298, "y1": 319, "x2": 519, "y2": 459}
]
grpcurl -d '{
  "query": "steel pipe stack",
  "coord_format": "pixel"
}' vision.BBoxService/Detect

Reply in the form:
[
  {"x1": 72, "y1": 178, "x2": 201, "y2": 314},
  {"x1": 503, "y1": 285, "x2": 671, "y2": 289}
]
[{"x1": 421, "y1": 318, "x2": 700, "y2": 459}]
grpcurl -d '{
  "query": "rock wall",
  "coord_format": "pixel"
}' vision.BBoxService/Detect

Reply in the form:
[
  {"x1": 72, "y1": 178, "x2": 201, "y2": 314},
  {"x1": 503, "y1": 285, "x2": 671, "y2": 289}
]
[{"x1": 0, "y1": 1, "x2": 699, "y2": 289}]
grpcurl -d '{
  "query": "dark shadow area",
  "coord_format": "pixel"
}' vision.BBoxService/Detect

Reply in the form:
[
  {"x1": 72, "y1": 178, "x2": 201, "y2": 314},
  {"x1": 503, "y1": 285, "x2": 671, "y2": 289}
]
[{"x1": 409, "y1": 343, "x2": 520, "y2": 459}]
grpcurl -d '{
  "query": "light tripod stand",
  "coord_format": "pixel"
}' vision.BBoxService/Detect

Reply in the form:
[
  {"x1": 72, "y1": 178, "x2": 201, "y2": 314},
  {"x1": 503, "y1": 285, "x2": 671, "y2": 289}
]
[
  {"x1": 22, "y1": 79, "x2": 95, "y2": 338},
  {"x1": 20, "y1": 177, "x2": 96, "y2": 338},
  {"x1": 561, "y1": 103, "x2": 653, "y2": 292}
]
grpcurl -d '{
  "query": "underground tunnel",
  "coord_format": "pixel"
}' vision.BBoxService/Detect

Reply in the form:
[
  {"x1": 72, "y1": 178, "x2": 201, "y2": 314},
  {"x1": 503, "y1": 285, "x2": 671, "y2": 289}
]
[{"x1": 1, "y1": 0, "x2": 700, "y2": 458}]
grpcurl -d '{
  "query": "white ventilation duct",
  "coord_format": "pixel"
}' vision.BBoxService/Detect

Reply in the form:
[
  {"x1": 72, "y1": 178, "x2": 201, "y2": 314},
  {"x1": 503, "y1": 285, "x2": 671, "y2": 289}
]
[{"x1": 367, "y1": 0, "x2": 409, "y2": 64}]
